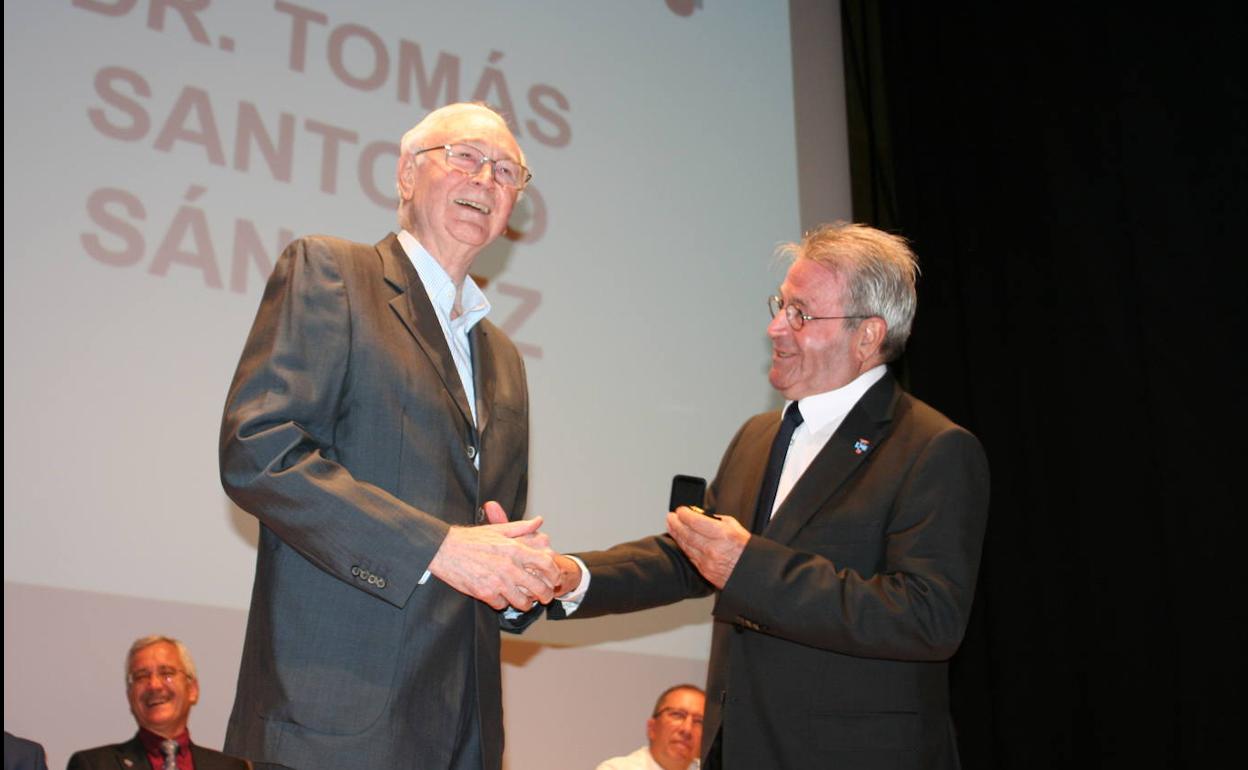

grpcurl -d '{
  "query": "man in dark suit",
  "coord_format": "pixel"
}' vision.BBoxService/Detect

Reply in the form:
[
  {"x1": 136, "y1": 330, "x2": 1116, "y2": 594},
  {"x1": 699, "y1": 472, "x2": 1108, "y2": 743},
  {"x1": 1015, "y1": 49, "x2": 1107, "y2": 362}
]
[
  {"x1": 4, "y1": 730, "x2": 48, "y2": 770},
  {"x1": 67, "y1": 636, "x2": 249, "y2": 770},
  {"x1": 219, "y1": 103, "x2": 561, "y2": 770},
  {"x1": 548, "y1": 223, "x2": 990, "y2": 769}
]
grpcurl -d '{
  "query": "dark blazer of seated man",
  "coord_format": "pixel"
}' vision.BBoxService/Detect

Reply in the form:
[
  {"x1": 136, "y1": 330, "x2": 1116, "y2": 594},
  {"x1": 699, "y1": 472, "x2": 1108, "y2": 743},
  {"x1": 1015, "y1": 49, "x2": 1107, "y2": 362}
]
[
  {"x1": 67, "y1": 636, "x2": 249, "y2": 770},
  {"x1": 547, "y1": 223, "x2": 990, "y2": 770},
  {"x1": 4, "y1": 730, "x2": 48, "y2": 770}
]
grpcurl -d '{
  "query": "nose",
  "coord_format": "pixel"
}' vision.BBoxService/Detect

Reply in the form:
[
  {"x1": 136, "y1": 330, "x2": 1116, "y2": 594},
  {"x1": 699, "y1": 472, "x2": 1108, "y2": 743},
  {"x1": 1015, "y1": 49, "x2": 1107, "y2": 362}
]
[
  {"x1": 469, "y1": 158, "x2": 495, "y2": 185},
  {"x1": 767, "y1": 309, "x2": 790, "y2": 338},
  {"x1": 145, "y1": 676, "x2": 169, "y2": 693}
]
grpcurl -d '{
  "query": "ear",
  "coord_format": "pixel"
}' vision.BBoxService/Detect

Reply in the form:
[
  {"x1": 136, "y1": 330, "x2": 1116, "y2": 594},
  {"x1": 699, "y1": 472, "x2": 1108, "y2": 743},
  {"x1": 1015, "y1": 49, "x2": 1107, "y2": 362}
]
[
  {"x1": 646, "y1": 717, "x2": 658, "y2": 743},
  {"x1": 396, "y1": 152, "x2": 417, "y2": 201},
  {"x1": 188, "y1": 678, "x2": 200, "y2": 706},
  {"x1": 854, "y1": 316, "x2": 888, "y2": 363}
]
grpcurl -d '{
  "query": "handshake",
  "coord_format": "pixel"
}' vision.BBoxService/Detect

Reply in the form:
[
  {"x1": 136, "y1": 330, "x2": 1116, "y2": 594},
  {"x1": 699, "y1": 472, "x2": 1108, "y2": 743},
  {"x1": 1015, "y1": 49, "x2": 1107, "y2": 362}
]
[{"x1": 427, "y1": 500, "x2": 752, "y2": 611}]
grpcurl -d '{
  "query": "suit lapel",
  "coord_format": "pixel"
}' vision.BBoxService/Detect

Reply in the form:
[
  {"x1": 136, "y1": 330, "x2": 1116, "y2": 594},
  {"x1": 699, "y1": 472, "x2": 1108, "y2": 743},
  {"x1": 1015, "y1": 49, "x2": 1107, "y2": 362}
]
[
  {"x1": 734, "y1": 414, "x2": 780, "y2": 530},
  {"x1": 116, "y1": 735, "x2": 153, "y2": 769},
  {"x1": 470, "y1": 322, "x2": 493, "y2": 438},
  {"x1": 377, "y1": 234, "x2": 475, "y2": 428},
  {"x1": 763, "y1": 373, "x2": 899, "y2": 544}
]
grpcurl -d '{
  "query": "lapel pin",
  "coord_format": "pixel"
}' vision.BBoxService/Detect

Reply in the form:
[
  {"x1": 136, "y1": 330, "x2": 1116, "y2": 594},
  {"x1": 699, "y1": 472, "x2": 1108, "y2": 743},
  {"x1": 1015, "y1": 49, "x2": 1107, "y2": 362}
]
[{"x1": 853, "y1": 438, "x2": 872, "y2": 455}]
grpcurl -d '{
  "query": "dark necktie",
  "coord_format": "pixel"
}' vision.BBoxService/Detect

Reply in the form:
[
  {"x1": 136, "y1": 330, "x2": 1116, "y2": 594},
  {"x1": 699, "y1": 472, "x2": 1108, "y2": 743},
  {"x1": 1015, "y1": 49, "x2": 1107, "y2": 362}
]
[
  {"x1": 752, "y1": 401, "x2": 804, "y2": 534},
  {"x1": 161, "y1": 739, "x2": 180, "y2": 770}
]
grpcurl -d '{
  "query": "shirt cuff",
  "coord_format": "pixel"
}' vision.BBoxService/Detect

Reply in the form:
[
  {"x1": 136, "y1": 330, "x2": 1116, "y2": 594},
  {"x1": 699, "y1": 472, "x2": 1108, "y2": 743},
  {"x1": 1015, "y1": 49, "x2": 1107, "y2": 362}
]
[{"x1": 555, "y1": 555, "x2": 591, "y2": 615}]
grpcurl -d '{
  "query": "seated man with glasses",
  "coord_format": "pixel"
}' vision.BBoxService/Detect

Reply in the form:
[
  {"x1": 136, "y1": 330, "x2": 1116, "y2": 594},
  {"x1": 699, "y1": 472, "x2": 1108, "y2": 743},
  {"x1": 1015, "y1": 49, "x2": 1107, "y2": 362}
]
[
  {"x1": 596, "y1": 685, "x2": 705, "y2": 770},
  {"x1": 67, "y1": 635, "x2": 249, "y2": 770}
]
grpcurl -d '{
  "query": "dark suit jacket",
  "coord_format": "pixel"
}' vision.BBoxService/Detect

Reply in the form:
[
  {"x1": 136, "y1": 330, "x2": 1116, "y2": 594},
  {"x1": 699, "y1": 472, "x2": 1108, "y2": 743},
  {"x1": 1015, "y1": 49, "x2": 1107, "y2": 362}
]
[
  {"x1": 219, "y1": 234, "x2": 530, "y2": 770},
  {"x1": 556, "y1": 372, "x2": 989, "y2": 770},
  {"x1": 4, "y1": 731, "x2": 47, "y2": 770},
  {"x1": 66, "y1": 734, "x2": 248, "y2": 770}
]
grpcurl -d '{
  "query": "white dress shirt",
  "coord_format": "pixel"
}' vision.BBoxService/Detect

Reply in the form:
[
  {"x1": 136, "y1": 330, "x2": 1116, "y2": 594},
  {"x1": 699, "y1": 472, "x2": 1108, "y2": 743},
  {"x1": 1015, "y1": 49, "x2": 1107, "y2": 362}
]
[
  {"x1": 766, "y1": 364, "x2": 888, "y2": 522},
  {"x1": 595, "y1": 745, "x2": 698, "y2": 770},
  {"x1": 397, "y1": 229, "x2": 490, "y2": 433}
]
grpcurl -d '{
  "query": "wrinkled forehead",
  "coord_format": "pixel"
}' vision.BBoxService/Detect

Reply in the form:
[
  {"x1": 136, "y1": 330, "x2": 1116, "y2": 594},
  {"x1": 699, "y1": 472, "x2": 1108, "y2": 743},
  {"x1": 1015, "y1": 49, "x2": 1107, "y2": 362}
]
[
  {"x1": 782, "y1": 257, "x2": 847, "y2": 306},
  {"x1": 129, "y1": 641, "x2": 180, "y2": 670},
  {"x1": 426, "y1": 107, "x2": 523, "y2": 163},
  {"x1": 659, "y1": 688, "x2": 705, "y2": 713}
]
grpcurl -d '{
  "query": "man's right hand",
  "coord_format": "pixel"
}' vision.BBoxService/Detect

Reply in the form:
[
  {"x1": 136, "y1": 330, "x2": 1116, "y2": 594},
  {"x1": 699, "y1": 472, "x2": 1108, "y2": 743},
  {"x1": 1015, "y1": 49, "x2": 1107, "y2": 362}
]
[
  {"x1": 428, "y1": 516, "x2": 560, "y2": 610},
  {"x1": 553, "y1": 554, "x2": 584, "y2": 597}
]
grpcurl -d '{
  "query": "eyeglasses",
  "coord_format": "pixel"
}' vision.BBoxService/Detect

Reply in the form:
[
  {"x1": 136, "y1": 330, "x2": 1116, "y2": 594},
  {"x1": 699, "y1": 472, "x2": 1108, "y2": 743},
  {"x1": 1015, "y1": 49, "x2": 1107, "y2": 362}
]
[
  {"x1": 127, "y1": 666, "x2": 188, "y2": 687},
  {"x1": 654, "y1": 707, "x2": 704, "y2": 727},
  {"x1": 768, "y1": 294, "x2": 870, "y2": 331},
  {"x1": 412, "y1": 143, "x2": 532, "y2": 190}
]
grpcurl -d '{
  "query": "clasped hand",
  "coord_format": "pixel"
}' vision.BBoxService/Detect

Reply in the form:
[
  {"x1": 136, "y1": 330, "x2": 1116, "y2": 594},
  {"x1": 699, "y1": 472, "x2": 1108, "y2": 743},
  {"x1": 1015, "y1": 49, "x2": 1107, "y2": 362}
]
[{"x1": 428, "y1": 501, "x2": 561, "y2": 611}]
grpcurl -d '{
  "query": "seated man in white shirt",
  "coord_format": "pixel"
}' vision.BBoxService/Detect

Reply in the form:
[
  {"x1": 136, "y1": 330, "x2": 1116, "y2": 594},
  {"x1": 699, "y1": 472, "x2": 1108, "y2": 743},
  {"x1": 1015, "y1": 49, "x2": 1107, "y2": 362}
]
[{"x1": 596, "y1": 685, "x2": 704, "y2": 770}]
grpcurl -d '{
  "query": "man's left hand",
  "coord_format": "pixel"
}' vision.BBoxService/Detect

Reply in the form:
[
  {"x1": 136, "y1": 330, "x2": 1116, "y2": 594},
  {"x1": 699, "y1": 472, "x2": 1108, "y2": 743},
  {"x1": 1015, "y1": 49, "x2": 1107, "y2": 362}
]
[{"x1": 667, "y1": 506, "x2": 750, "y2": 589}]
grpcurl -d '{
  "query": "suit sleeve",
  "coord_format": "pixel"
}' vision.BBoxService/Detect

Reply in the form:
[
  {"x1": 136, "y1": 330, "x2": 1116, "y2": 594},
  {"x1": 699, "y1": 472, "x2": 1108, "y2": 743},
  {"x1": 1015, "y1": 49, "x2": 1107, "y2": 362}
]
[
  {"x1": 219, "y1": 237, "x2": 448, "y2": 608},
  {"x1": 714, "y1": 425, "x2": 990, "y2": 661},
  {"x1": 547, "y1": 421, "x2": 759, "y2": 619}
]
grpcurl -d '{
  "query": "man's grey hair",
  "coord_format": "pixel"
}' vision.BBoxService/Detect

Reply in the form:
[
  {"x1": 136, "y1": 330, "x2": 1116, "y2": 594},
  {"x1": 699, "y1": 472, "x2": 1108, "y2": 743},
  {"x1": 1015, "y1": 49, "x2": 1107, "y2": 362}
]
[{"x1": 778, "y1": 221, "x2": 920, "y2": 362}]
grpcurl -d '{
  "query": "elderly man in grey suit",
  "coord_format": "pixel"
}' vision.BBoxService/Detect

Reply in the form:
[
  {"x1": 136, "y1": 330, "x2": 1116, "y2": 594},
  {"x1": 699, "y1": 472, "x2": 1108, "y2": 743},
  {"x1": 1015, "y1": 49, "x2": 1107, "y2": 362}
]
[
  {"x1": 219, "y1": 102, "x2": 561, "y2": 770},
  {"x1": 546, "y1": 223, "x2": 990, "y2": 769},
  {"x1": 67, "y1": 636, "x2": 249, "y2": 770}
]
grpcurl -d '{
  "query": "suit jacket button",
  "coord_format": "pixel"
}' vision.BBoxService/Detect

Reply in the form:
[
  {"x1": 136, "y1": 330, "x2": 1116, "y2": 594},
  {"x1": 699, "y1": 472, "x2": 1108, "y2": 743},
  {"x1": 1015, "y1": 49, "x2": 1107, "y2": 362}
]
[
  {"x1": 476, "y1": 506, "x2": 487, "y2": 523},
  {"x1": 466, "y1": 445, "x2": 477, "y2": 460},
  {"x1": 377, "y1": 578, "x2": 386, "y2": 589},
  {"x1": 350, "y1": 566, "x2": 361, "y2": 577}
]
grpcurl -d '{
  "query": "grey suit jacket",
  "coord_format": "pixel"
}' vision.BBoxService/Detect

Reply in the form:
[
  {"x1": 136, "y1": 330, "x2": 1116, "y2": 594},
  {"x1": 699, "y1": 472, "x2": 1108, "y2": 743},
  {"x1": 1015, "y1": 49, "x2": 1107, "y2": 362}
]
[
  {"x1": 66, "y1": 735, "x2": 249, "y2": 770},
  {"x1": 555, "y1": 373, "x2": 989, "y2": 770},
  {"x1": 220, "y1": 234, "x2": 530, "y2": 770}
]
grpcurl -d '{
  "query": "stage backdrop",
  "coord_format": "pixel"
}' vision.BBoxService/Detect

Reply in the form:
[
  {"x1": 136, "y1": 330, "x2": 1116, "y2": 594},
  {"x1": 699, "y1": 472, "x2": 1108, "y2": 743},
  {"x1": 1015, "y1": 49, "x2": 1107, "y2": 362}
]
[{"x1": 3, "y1": 1, "x2": 850, "y2": 767}]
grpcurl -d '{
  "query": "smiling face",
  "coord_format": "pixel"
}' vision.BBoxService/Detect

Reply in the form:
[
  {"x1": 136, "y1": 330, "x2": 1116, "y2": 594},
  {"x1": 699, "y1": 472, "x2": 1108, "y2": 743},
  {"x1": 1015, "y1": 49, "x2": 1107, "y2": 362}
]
[
  {"x1": 767, "y1": 258, "x2": 885, "y2": 400},
  {"x1": 646, "y1": 687, "x2": 704, "y2": 770},
  {"x1": 397, "y1": 105, "x2": 522, "y2": 271},
  {"x1": 126, "y1": 641, "x2": 199, "y2": 739}
]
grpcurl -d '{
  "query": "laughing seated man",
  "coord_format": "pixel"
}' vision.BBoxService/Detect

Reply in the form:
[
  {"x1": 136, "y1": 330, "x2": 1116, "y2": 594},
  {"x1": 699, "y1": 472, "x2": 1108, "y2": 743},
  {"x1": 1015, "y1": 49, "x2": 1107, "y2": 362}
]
[
  {"x1": 596, "y1": 685, "x2": 705, "y2": 770},
  {"x1": 67, "y1": 635, "x2": 250, "y2": 770}
]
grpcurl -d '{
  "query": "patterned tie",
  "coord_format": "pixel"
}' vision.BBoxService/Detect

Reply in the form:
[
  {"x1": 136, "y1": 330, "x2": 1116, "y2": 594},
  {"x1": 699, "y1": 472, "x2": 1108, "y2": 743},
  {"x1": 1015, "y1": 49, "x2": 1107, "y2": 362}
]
[
  {"x1": 160, "y1": 739, "x2": 180, "y2": 770},
  {"x1": 752, "y1": 401, "x2": 804, "y2": 533}
]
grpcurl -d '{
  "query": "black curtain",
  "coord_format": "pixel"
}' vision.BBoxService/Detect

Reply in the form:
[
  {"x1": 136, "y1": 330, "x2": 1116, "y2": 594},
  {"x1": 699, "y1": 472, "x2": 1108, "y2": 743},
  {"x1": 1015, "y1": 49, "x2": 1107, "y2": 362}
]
[{"x1": 841, "y1": 4, "x2": 1246, "y2": 768}]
